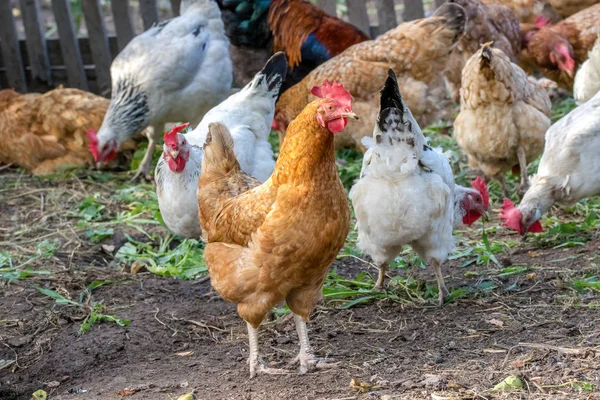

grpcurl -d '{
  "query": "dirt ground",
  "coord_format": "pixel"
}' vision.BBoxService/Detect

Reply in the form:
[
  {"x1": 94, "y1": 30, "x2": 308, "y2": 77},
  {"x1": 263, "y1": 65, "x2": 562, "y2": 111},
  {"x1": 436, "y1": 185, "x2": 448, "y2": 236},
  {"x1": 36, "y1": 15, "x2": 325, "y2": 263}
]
[{"x1": 1, "y1": 168, "x2": 599, "y2": 400}]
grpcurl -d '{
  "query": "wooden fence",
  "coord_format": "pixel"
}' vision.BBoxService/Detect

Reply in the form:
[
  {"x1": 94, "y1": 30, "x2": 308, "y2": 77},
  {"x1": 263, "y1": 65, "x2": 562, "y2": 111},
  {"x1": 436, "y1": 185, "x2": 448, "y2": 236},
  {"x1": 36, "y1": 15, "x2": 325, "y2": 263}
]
[{"x1": 0, "y1": 0, "x2": 444, "y2": 96}]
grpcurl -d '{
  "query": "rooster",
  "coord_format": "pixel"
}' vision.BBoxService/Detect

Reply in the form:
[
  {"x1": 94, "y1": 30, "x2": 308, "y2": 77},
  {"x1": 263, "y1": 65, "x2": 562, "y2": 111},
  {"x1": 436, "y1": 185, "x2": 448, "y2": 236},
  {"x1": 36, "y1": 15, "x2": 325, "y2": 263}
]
[
  {"x1": 155, "y1": 53, "x2": 287, "y2": 238},
  {"x1": 574, "y1": 36, "x2": 600, "y2": 104},
  {"x1": 454, "y1": 44, "x2": 552, "y2": 197},
  {"x1": 274, "y1": 3, "x2": 467, "y2": 153},
  {"x1": 88, "y1": 0, "x2": 232, "y2": 181},
  {"x1": 0, "y1": 87, "x2": 137, "y2": 175},
  {"x1": 216, "y1": 0, "x2": 368, "y2": 93},
  {"x1": 350, "y1": 70, "x2": 489, "y2": 305},
  {"x1": 500, "y1": 90, "x2": 600, "y2": 235},
  {"x1": 197, "y1": 80, "x2": 356, "y2": 377},
  {"x1": 520, "y1": 4, "x2": 600, "y2": 89}
]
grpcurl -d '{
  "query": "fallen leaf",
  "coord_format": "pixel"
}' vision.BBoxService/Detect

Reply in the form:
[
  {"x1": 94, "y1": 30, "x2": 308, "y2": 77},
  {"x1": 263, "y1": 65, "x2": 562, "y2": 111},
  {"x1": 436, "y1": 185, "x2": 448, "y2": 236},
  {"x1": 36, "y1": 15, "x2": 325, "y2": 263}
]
[
  {"x1": 0, "y1": 359, "x2": 16, "y2": 370},
  {"x1": 101, "y1": 244, "x2": 115, "y2": 254},
  {"x1": 350, "y1": 377, "x2": 381, "y2": 393},
  {"x1": 176, "y1": 392, "x2": 196, "y2": 400},
  {"x1": 493, "y1": 375, "x2": 523, "y2": 391},
  {"x1": 175, "y1": 351, "x2": 194, "y2": 357},
  {"x1": 526, "y1": 272, "x2": 537, "y2": 280},
  {"x1": 528, "y1": 251, "x2": 540, "y2": 258},
  {"x1": 130, "y1": 261, "x2": 147, "y2": 275},
  {"x1": 488, "y1": 319, "x2": 504, "y2": 327},
  {"x1": 32, "y1": 390, "x2": 47, "y2": 400},
  {"x1": 44, "y1": 381, "x2": 60, "y2": 388},
  {"x1": 118, "y1": 389, "x2": 138, "y2": 396}
]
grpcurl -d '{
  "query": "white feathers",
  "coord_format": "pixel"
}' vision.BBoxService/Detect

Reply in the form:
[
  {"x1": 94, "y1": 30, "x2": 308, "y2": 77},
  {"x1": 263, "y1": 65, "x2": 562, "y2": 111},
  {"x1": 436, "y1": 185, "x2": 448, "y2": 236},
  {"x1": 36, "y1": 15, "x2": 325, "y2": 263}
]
[
  {"x1": 521, "y1": 90, "x2": 600, "y2": 216},
  {"x1": 155, "y1": 60, "x2": 283, "y2": 238},
  {"x1": 96, "y1": 0, "x2": 232, "y2": 148},
  {"x1": 574, "y1": 36, "x2": 600, "y2": 105}
]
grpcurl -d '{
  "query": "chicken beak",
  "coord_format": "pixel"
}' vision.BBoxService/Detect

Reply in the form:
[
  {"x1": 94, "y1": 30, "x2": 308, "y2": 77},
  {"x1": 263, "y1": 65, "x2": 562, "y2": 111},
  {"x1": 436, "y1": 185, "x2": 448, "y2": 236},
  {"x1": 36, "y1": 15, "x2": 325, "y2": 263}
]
[
  {"x1": 342, "y1": 112, "x2": 359, "y2": 120},
  {"x1": 482, "y1": 210, "x2": 490, "y2": 221},
  {"x1": 168, "y1": 149, "x2": 179, "y2": 159}
]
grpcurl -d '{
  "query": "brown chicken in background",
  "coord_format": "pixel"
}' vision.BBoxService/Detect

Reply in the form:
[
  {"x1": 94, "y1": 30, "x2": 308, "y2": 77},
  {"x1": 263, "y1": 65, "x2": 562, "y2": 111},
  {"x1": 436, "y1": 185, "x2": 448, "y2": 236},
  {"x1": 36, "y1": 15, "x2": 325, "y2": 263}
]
[
  {"x1": 445, "y1": 0, "x2": 521, "y2": 100},
  {"x1": 273, "y1": 3, "x2": 467, "y2": 152},
  {"x1": 197, "y1": 81, "x2": 354, "y2": 378},
  {"x1": 454, "y1": 44, "x2": 552, "y2": 196},
  {"x1": 481, "y1": 0, "x2": 561, "y2": 23},
  {"x1": 0, "y1": 87, "x2": 137, "y2": 175},
  {"x1": 520, "y1": 3, "x2": 600, "y2": 89},
  {"x1": 547, "y1": 0, "x2": 600, "y2": 17}
]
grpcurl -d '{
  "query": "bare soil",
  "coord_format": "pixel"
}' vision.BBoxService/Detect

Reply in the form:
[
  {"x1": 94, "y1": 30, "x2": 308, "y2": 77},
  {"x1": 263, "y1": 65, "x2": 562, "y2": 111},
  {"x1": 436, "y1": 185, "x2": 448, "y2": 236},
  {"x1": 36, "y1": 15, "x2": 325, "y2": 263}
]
[{"x1": 1, "y1": 168, "x2": 599, "y2": 400}]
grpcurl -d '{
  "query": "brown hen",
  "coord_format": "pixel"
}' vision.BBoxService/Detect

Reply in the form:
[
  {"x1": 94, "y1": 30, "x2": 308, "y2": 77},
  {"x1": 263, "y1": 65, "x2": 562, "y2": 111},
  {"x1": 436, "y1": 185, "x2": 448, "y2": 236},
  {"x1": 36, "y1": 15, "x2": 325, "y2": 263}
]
[
  {"x1": 454, "y1": 44, "x2": 552, "y2": 196},
  {"x1": 0, "y1": 87, "x2": 137, "y2": 175},
  {"x1": 521, "y1": 3, "x2": 600, "y2": 89},
  {"x1": 197, "y1": 81, "x2": 353, "y2": 378}
]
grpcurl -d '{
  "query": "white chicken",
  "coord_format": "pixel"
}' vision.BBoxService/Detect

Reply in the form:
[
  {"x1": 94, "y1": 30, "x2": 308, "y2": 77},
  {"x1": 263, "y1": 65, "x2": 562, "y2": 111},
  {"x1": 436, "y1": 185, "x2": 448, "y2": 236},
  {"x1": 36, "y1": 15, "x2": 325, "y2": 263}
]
[
  {"x1": 88, "y1": 0, "x2": 232, "y2": 180},
  {"x1": 574, "y1": 36, "x2": 600, "y2": 104},
  {"x1": 350, "y1": 70, "x2": 489, "y2": 305},
  {"x1": 500, "y1": 90, "x2": 600, "y2": 235},
  {"x1": 155, "y1": 52, "x2": 287, "y2": 238}
]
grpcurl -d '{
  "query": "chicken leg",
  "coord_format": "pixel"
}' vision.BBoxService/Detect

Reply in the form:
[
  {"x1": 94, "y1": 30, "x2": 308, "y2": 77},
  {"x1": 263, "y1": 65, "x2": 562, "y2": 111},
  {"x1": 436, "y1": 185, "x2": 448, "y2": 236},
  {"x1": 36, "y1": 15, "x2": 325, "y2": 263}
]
[
  {"x1": 516, "y1": 146, "x2": 529, "y2": 198},
  {"x1": 130, "y1": 123, "x2": 162, "y2": 182},
  {"x1": 247, "y1": 322, "x2": 289, "y2": 378},
  {"x1": 373, "y1": 262, "x2": 388, "y2": 291},
  {"x1": 289, "y1": 314, "x2": 339, "y2": 374},
  {"x1": 431, "y1": 259, "x2": 450, "y2": 306}
]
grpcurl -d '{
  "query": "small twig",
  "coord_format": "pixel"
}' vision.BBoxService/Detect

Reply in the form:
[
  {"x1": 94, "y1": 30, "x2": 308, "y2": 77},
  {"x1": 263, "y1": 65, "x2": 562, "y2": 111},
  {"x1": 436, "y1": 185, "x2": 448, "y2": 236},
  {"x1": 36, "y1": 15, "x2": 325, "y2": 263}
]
[
  {"x1": 153, "y1": 308, "x2": 178, "y2": 336},
  {"x1": 517, "y1": 342, "x2": 589, "y2": 355}
]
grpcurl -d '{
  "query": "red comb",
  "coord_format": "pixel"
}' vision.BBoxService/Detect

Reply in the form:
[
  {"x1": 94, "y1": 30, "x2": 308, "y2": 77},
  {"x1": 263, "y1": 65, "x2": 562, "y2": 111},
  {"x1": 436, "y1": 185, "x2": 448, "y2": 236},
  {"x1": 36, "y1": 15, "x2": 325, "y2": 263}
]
[
  {"x1": 535, "y1": 15, "x2": 550, "y2": 28},
  {"x1": 500, "y1": 198, "x2": 522, "y2": 233},
  {"x1": 164, "y1": 122, "x2": 190, "y2": 147},
  {"x1": 311, "y1": 79, "x2": 352, "y2": 109},
  {"x1": 87, "y1": 129, "x2": 100, "y2": 162},
  {"x1": 470, "y1": 177, "x2": 489, "y2": 208}
]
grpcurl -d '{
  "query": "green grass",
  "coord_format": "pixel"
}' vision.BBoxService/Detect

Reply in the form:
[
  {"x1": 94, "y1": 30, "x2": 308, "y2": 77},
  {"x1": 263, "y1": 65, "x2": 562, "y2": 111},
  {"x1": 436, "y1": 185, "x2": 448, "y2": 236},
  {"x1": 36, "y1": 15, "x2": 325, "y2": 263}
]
[{"x1": 35, "y1": 281, "x2": 130, "y2": 334}]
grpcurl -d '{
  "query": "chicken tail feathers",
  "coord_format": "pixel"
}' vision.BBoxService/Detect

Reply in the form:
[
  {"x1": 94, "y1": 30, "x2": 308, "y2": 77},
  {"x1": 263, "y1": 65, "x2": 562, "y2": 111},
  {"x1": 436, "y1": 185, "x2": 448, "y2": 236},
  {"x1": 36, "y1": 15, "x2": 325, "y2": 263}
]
[
  {"x1": 377, "y1": 69, "x2": 417, "y2": 141},
  {"x1": 435, "y1": 2, "x2": 467, "y2": 42},
  {"x1": 202, "y1": 122, "x2": 239, "y2": 176},
  {"x1": 247, "y1": 52, "x2": 288, "y2": 96}
]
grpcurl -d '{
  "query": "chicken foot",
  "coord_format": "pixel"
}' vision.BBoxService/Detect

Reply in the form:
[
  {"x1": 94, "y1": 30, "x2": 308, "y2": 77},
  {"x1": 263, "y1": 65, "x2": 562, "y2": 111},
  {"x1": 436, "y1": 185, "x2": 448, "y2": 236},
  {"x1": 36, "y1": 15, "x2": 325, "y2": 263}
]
[
  {"x1": 247, "y1": 322, "x2": 289, "y2": 378},
  {"x1": 431, "y1": 259, "x2": 450, "y2": 306},
  {"x1": 373, "y1": 262, "x2": 388, "y2": 291},
  {"x1": 289, "y1": 314, "x2": 340, "y2": 374},
  {"x1": 130, "y1": 124, "x2": 162, "y2": 182},
  {"x1": 516, "y1": 146, "x2": 529, "y2": 198}
]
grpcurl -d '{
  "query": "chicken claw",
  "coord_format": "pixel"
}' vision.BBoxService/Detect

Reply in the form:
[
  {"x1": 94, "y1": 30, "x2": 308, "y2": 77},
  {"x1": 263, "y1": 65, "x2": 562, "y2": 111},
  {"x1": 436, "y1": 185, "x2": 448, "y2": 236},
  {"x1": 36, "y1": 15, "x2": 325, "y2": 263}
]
[
  {"x1": 246, "y1": 322, "x2": 290, "y2": 378},
  {"x1": 289, "y1": 351, "x2": 340, "y2": 374},
  {"x1": 290, "y1": 314, "x2": 340, "y2": 374}
]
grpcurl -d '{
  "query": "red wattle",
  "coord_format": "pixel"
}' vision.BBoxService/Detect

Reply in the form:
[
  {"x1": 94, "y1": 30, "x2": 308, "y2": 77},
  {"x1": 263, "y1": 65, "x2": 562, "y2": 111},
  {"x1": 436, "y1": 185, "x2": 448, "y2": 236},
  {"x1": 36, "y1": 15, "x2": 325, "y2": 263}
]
[
  {"x1": 168, "y1": 156, "x2": 186, "y2": 172},
  {"x1": 462, "y1": 211, "x2": 482, "y2": 226},
  {"x1": 327, "y1": 117, "x2": 347, "y2": 133},
  {"x1": 529, "y1": 220, "x2": 544, "y2": 233}
]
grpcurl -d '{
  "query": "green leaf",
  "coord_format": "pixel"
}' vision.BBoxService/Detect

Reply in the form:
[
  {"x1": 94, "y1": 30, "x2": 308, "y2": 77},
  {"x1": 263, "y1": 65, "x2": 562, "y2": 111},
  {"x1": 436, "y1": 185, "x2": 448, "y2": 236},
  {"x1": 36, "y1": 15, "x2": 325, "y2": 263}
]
[
  {"x1": 35, "y1": 287, "x2": 80, "y2": 306},
  {"x1": 493, "y1": 375, "x2": 523, "y2": 391}
]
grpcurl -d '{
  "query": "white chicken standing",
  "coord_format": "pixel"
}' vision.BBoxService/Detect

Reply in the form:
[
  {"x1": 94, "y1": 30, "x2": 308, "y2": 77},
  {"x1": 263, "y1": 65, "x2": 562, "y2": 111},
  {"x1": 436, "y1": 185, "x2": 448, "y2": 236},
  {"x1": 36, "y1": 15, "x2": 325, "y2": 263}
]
[
  {"x1": 574, "y1": 36, "x2": 600, "y2": 104},
  {"x1": 350, "y1": 69, "x2": 489, "y2": 305},
  {"x1": 155, "y1": 53, "x2": 288, "y2": 238},
  {"x1": 500, "y1": 90, "x2": 600, "y2": 235},
  {"x1": 88, "y1": 0, "x2": 232, "y2": 180}
]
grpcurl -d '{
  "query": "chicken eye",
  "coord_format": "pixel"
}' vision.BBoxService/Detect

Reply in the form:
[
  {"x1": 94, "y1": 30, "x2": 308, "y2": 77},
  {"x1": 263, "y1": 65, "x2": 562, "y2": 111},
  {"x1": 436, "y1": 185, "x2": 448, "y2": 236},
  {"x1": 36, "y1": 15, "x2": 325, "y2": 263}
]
[
  {"x1": 476, "y1": 198, "x2": 481, "y2": 203},
  {"x1": 328, "y1": 105, "x2": 333, "y2": 111}
]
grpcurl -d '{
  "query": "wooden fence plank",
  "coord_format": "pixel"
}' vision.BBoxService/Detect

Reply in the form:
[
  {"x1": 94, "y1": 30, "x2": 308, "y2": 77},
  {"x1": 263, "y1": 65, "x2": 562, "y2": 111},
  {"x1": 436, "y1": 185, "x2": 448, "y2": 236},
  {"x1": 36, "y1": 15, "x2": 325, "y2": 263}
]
[
  {"x1": 346, "y1": 0, "x2": 371, "y2": 36},
  {"x1": 19, "y1": 0, "x2": 52, "y2": 85},
  {"x1": 376, "y1": 0, "x2": 398, "y2": 34},
  {"x1": 139, "y1": 0, "x2": 160, "y2": 31},
  {"x1": 51, "y1": 0, "x2": 88, "y2": 90},
  {"x1": 111, "y1": 0, "x2": 136, "y2": 50},
  {"x1": 82, "y1": 0, "x2": 112, "y2": 96},
  {"x1": 402, "y1": 0, "x2": 425, "y2": 21},
  {"x1": 171, "y1": 0, "x2": 182, "y2": 16},
  {"x1": 0, "y1": 1, "x2": 27, "y2": 91},
  {"x1": 316, "y1": 0, "x2": 337, "y2": 16}
]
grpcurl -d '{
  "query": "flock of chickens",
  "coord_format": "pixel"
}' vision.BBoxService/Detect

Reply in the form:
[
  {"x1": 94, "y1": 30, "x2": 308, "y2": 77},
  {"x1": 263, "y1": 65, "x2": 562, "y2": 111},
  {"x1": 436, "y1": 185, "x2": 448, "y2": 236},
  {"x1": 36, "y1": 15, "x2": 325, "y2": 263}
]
[{"x1": 1, "y1": 0, "x2": 600, "y2": 378}]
